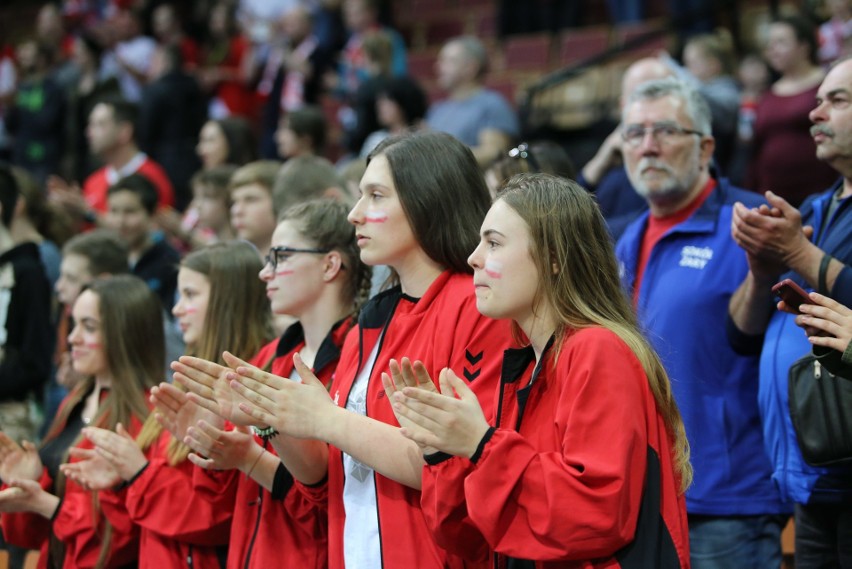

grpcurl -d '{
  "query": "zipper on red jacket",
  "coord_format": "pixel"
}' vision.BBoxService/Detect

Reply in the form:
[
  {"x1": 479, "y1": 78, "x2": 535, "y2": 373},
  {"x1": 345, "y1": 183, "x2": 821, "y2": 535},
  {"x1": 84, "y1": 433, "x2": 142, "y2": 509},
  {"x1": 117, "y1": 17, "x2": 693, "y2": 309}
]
[
  {"x1": 493, "y1": 343, "x2": 549, "y2": 569},
  {"x1": 187, "y1": 545, "x2": 193, "y2": 567},
  {"x1": 371, "y1": 473, "x2": 385, "y2": 568},
  {"x1": 243, "y1": 481, "x2": 264, "y2": 569},
  {"x1": 363, "y1": 334, "x2": 390, "y2": 569}
]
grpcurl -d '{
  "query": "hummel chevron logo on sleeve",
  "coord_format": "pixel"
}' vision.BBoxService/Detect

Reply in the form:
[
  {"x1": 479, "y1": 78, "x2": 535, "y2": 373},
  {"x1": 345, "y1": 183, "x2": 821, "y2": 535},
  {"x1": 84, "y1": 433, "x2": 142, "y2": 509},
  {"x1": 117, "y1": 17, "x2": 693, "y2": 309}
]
[{"x1": 464, "y1": 350, "x2": 483, "y2": 382}]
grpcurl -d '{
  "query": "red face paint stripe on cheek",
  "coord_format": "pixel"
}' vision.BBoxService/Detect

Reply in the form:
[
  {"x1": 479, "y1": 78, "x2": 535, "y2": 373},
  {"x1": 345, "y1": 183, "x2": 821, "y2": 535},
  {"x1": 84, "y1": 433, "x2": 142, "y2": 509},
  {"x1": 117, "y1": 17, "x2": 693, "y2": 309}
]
[
  {"x1": 365, "y1": 211, "x2": 389, "y2": 223},
  {"x1": 485, "y1": 260, "x2": 503, "y2": 279}
]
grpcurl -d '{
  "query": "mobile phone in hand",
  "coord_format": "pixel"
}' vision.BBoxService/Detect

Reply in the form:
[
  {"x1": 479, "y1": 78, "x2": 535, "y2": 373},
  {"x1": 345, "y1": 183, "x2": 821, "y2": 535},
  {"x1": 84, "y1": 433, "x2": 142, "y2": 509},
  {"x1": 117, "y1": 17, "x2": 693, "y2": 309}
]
[{"x1": 771, "y1": 279, "x2": 813, "y2": 312}]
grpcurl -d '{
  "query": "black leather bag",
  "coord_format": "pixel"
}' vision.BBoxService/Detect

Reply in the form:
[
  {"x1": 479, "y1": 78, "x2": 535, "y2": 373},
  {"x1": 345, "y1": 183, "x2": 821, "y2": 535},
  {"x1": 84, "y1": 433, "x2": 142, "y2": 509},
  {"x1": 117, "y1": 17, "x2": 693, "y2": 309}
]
[{"x1": 788, "y1": 353, "x2": 852, "y2": 466}]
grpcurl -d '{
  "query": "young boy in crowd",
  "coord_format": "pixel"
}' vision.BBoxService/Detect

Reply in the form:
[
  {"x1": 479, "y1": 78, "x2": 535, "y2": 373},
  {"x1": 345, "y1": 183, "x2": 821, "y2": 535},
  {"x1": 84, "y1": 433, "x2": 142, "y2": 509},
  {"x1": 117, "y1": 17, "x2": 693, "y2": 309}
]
[
  {"x1": 105, "y1": 173, "x2": 180, "y2": 314},
  {"x1": 156, "y1": 164, "x2": 237, "y2": 252},
  {"x1": 229, "y1": 161, "x2": 280, "y2": 258}
]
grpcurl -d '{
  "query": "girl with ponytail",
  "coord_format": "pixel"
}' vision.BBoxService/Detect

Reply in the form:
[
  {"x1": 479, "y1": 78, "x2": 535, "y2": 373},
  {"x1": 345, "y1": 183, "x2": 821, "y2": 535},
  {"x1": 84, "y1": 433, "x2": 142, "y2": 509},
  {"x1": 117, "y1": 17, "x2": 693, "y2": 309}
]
[
  {"x1": 159, "y1": 200, "x2": 370, "y2": 568},
  {"x1": 178, "y1": 131, "x2": 515, "y2": 568}
]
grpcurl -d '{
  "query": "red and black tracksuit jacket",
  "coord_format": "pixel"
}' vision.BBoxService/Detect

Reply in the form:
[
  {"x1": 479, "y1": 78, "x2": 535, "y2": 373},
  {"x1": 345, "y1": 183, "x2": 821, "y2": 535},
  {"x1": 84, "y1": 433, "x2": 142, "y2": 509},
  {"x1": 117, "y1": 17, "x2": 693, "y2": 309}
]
[
  {"x1": 98, "y1": 432, "x2": 231, "y2": 569},
  {"x1": 193, "y1": 319, "x2": 352, "y2": 569},
  {"x1": 2, "y1": 391, "x2": 150, "y2": 568},
  {"x1": 421, "y1": 328, "x2": 691, "y2": 569},
  {"x1": 298, "y1": 271, "x2": 514, "y2": 569}
]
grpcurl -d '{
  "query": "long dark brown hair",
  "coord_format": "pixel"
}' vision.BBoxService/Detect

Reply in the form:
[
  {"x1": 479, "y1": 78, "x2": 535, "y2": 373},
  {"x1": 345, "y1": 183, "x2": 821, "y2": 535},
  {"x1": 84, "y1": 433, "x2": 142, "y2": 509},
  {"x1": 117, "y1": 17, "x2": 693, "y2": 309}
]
[
  {"x1": 368, "y1": 131, "x2": 491, "y2": 280},
  {"x1": 45, "y1": 275, "x2": 162, "y2": 441}
]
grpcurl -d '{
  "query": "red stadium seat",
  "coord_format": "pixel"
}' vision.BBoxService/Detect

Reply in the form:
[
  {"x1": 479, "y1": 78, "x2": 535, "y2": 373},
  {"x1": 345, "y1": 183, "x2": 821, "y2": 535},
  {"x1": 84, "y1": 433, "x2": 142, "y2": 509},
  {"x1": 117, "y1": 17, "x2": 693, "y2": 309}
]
[
  {"x1": 503, "y1": 32, "x2": 553, "y2": 72},
  {"x1": 559, "y1": 27, "x2": 610, "y2": 67}
]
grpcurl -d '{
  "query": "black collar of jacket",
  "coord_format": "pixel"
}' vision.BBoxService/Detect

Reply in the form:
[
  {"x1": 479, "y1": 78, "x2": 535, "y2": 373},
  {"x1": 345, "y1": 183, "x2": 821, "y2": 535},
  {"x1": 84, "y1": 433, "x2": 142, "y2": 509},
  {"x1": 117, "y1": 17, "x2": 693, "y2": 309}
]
[
  {"x1": 500, "y1": 334, "x2": 557, "y2": 384},
  {"x1": 274, "y1": 318, "x2": 350, "y2": 374},
  {"x1": 358, "y1": 285, "x2": 403, "y2": 329}
]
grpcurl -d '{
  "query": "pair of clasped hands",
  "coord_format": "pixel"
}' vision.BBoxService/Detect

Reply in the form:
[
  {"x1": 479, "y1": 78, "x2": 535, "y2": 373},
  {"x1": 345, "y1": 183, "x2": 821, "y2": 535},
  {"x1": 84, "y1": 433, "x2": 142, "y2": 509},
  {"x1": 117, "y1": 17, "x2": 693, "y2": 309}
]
[
  {"x1": 732, "y1": 190, "x2": 852, "y2": 350},
  {"x1": 0, "y1": 354, "x2": 493, "y2": 510}
]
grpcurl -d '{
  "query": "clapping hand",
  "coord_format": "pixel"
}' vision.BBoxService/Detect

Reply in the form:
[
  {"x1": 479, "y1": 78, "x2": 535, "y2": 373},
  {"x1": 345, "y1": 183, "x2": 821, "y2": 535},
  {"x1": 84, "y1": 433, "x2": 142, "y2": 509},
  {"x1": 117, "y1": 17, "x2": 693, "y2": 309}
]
[
  {"x1": 151, "y1": 382, "x2": 224, "y2": 441},
  {"x1": 184, "y1": 421, "x2": 261, "y2": 473},
  {"x1": 381, "y1": 358, "x2": 441, "y2": 454},
  {"x1": 391, "y1": 367, "x2": 492, "y2": 460},
  {"x1": 60, "y1": 447, "x2": 121, "y2": 491},
  {"x1": 82, "y1": 424, "x2": 147, "y2": 481},
  {"x1": 0, "y1": 479, "x2": 54, "y2": 516},
  {"x1": 227, "y1": 351, "x2": 334, "y2": 439},
  {"x1": 0, "y1": 433, "x2": 43, "y2": 484},
  {"x1": 172, "y1": 356, "x2": 259, "y2": 426}
]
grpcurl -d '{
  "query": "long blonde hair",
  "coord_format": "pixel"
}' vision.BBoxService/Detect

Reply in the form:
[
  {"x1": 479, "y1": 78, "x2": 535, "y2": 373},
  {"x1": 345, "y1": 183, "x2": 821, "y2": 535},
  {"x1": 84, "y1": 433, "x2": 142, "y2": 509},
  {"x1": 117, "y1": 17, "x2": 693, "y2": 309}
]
[
  {"x1": 136, "y1": 241, "x2": 274, "y2": 464},
  {"x1": 498, "y1": 173, "x2": 692, "y2": 492}
]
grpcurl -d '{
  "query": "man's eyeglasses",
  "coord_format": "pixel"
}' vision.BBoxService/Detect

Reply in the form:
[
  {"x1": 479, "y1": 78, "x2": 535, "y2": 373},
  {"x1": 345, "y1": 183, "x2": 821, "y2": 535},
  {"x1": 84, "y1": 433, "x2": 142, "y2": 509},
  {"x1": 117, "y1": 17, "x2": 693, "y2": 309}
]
[
  {"x1": 264, "y1": 246, "x2": 332, "y2": 271},
  {"x1": 621, "y1": 122, "x2": 704, "y2": 147},
  {"x1": 508, "y1": 142, "x2": 541, "y2": 173}
]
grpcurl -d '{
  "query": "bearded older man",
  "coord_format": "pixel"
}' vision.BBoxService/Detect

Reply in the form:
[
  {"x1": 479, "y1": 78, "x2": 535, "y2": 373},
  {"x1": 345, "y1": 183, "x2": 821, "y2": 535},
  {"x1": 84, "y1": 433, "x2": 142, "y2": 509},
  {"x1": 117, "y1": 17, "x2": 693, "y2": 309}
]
[{"x1": 614, "y1": 77, "x2": 790, "y2": 569}]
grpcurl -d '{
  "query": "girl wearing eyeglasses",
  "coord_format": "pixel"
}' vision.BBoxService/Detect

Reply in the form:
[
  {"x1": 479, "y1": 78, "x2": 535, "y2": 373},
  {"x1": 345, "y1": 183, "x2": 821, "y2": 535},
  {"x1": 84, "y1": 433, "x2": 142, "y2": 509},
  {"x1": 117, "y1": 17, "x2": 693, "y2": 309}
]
[
  {"x1": 60, "y1": 242, "x2": 273, "y2": 568},
  {"x1": 177, "y1": 131, "x2": 514, "y2": 568},
  {"x1": 157, "y1": 200, "x2": 370, "y2": 568},
  {"x1": 387, "y1": 174, "x2": 692, "y2": 568}
]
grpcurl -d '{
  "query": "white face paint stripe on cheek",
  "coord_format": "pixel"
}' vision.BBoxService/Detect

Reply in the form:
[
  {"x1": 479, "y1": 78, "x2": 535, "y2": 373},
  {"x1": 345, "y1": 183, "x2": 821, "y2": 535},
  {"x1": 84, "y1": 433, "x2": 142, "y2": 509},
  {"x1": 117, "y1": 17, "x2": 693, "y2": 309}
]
[
  {"x1": 484, "y1": 259, "x2": 503, "y2": 279},
  {"x1": 365, "y1": 211, "x2": 389, "y2": 223}
]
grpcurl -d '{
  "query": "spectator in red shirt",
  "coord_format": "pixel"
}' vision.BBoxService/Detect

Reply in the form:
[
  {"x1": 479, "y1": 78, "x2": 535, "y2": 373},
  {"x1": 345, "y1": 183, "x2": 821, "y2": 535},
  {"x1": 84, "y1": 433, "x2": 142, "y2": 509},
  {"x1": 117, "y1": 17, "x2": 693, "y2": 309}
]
[
  {"x1": 50, "y1": 96, "x2": 175, "y2": 229},
  {"x1": 198, "y1": 1, "x2": 255, "y2": 120}
]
